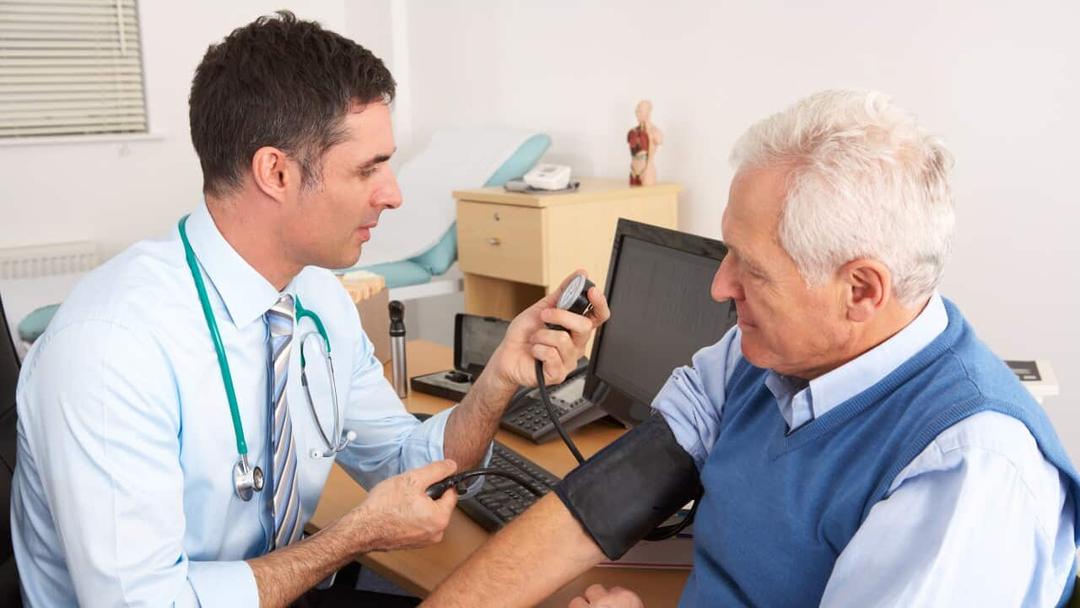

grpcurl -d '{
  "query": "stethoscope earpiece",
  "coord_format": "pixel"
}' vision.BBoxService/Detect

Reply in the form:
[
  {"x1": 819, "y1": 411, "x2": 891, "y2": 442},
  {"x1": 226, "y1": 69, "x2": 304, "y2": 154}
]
[{"x1": 299, "y1": 331, "x2": 351, "y2": 460}]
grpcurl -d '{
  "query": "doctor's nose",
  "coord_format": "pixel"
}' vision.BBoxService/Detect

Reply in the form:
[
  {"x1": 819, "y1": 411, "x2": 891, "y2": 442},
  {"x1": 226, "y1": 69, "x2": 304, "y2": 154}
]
[{"x1": 378, "y1": 170, "x2": 403, "y2": 210}]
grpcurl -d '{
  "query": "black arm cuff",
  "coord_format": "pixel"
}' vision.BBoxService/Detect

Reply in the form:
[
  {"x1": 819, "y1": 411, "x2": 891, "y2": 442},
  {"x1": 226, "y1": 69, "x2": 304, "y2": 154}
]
[{"x1": 553, "y1": 413, "x2": 701, "y2": 560}]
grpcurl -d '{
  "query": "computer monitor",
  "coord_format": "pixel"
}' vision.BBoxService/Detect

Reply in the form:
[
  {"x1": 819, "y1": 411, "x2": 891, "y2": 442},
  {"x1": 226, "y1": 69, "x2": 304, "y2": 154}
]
[{"x1": 584, "y1": 219, "x2": 738, "y2": 426}]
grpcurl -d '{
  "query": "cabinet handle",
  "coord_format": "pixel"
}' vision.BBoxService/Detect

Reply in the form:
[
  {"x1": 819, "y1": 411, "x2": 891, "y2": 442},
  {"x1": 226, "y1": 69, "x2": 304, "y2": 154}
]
[{"x1": 487, "y1": 237, "x2": 501, "y2": 246}]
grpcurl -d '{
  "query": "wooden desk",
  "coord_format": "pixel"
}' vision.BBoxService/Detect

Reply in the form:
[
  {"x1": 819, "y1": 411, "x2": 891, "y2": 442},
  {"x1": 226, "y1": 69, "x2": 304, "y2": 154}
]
[{"x1": 309, "y1": 340, "x2": 689, "y2": 607}]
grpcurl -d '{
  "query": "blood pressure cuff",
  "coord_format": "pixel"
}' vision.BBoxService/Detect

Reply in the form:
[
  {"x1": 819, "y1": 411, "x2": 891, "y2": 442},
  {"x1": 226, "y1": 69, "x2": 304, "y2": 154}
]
[{"x1": 553, "y1": 413, "x2": 701, "y2": 560}]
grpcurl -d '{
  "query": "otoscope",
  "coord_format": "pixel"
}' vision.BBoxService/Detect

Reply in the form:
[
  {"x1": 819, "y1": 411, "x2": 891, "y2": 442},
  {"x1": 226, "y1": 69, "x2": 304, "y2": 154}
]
[{"x1": 389, "y1": 300, "x2": 407, "y2": 398}]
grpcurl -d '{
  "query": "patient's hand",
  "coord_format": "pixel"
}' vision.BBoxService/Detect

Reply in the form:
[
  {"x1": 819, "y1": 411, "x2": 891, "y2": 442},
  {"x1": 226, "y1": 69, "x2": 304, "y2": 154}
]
[{"x1": 568, "y1": 584, "x2": 644, "y2": 608}]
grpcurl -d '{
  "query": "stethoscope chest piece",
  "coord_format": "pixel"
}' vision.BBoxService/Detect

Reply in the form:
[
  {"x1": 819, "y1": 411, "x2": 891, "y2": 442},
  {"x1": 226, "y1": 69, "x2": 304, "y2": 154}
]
[{"x1": 233, "y1": 455, "x2": 264, "y2": 501}]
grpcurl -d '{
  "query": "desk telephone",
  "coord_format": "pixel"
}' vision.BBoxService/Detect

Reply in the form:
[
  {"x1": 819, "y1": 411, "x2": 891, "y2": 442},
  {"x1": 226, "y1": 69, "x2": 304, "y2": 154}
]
[{"x1": 500, "y1": 359, "x2": 607, "y2": 443}]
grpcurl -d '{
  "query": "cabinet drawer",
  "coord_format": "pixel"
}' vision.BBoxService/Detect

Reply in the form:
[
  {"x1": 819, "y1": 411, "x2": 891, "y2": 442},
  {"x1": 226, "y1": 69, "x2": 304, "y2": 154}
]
[{"x1": 457, "y1": 201, "x2": 545, "y2": 285}]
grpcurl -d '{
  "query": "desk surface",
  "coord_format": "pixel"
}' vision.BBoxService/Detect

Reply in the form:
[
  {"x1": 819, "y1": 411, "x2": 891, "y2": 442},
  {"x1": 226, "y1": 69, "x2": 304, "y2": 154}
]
[{"x1": 310, "y1": 340, "x2": 689, "y2": 607}]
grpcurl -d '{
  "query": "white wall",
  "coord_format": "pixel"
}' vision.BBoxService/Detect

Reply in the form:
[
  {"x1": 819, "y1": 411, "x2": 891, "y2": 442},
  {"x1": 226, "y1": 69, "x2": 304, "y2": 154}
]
[
  {"x1": 2, "y1": 1, "x2": 1077, "y2": 457},
  {"x1": 0, "y1": 2, "x2": 346, "y2": 256},
  {"x1": 381, "y1": 0, "x2": 1080, "y2": 456}
]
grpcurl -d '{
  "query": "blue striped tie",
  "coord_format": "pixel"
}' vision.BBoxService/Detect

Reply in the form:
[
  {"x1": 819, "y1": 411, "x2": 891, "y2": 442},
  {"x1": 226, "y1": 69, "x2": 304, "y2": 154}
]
[{"x1": 267, "y1": 295, "x2": 303, "y2": 548}]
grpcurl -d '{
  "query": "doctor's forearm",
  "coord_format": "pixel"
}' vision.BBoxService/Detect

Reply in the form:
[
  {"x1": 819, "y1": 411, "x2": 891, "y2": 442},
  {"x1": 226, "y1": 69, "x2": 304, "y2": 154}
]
[
  {"x1": 443, "y1": 370, "x2": 517, "y2": 468},
  {"x1": 247, "y1": 510, "x2": 374, "y2": 607}
]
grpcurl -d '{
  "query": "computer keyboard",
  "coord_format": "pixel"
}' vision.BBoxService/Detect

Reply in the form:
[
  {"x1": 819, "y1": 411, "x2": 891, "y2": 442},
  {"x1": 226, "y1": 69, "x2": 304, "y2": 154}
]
[
  {"x1": 456, "y1": 441, "x2": 561, "y2": 532},
  {"x1": 500, "y1": 376, "x2": 606, "y2": 443}
]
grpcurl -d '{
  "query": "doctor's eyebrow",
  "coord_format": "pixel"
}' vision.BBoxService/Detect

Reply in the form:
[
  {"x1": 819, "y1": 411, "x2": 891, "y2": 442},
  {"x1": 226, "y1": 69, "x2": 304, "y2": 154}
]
[{"x1": 358, "y1": 148, "x2": 396, "y2": 169}]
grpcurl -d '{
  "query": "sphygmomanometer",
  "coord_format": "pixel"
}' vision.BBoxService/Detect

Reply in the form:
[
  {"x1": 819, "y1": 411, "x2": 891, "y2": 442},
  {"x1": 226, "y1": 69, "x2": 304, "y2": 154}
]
[
  {"x1": 423, "y1": 274, "x2": 596, "y2": 499},
  {"x1": 425, "y1": 273, "x2": 700, "y2": 556}
]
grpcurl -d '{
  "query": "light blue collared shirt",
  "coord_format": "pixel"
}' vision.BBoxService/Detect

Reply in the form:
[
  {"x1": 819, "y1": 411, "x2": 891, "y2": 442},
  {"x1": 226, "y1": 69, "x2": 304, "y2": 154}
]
[
  {"x1": 655, "y1": 294, "x2": 1076, "y2": 606},
  {"x1": 11, "y1": 204, "x2": 459, "y2": 607}
]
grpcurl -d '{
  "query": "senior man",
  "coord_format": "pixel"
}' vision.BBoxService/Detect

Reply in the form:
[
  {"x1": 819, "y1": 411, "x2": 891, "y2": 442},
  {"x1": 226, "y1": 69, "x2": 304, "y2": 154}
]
[
  {"x1": 10, "y1": 12, "x2": 607, "y2": 608},
  {"x1": 425, "y1": 90, "x2": 1080, "y2": 607}
]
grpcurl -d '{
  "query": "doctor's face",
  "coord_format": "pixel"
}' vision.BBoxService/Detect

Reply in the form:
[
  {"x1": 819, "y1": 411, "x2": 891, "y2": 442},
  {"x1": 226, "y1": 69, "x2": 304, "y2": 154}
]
[
  {"x1": 710, "y1": 167, "x2": 850, "y2": 379},
  {"x1": 284, "y1": 101, "x2": 402, "y2": 270}
]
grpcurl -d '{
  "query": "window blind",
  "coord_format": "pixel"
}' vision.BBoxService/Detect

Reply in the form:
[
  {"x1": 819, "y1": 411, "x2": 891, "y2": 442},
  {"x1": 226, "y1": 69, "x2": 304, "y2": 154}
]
[{"x1": 0, "y1": 0, "x2": 148, "y2": 138}]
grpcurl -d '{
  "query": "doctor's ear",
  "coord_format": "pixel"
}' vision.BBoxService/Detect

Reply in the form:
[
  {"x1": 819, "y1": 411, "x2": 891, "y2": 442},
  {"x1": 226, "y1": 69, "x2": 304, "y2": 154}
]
[
  {"x1": 840, "y1": 259, "x2": 891, "y2": 323},
  {"x1": 250, "y1": 146, "x2": 296, "y2": 203}
]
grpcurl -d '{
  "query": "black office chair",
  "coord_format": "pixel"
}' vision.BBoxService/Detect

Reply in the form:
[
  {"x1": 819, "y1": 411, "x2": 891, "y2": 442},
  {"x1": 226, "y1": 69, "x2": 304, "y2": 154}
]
[{"x1": 0, "y1": 294, "x2": 23, "y2": 606}]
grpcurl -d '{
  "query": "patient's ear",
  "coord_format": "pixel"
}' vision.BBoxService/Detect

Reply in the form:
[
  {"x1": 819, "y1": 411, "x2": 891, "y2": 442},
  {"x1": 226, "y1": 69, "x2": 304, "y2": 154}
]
[
  {"x1": 250, "y1": 146, "x2": 295, "y2": 203},
  {"x1": 840, "y1": 259, "x2": 891, "y2": 323}
]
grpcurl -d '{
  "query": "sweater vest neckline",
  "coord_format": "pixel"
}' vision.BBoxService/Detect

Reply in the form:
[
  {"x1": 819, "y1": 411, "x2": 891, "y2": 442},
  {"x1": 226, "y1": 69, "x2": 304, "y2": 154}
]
[{"x1": 762, "y1": 299, "x2": 966, "y2": 459}]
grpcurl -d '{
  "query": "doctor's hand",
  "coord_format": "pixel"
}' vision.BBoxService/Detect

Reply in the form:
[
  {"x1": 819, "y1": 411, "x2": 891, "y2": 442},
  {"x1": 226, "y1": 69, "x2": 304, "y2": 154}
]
[
  {"x1": 346, "y1": 459, "x2": 458, "y2": 553},
  {"x1": 568, "y1": 584, "x2": 645, "y2": 608},
  {"x1": 487, "y1": 270, "x2": 610, "y2": 389}
]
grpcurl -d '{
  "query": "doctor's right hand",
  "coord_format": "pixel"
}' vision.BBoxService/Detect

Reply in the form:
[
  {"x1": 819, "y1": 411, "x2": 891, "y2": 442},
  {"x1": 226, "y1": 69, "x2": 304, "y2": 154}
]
[{"x1": 345, "y1": 459, "x2": 459, "y2": 553}]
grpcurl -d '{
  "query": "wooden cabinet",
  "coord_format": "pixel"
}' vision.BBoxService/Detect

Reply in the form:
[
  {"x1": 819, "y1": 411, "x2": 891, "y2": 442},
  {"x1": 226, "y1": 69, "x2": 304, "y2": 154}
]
[{"x1": 454, "y1": 178, "x2": 680, "y2": 320}]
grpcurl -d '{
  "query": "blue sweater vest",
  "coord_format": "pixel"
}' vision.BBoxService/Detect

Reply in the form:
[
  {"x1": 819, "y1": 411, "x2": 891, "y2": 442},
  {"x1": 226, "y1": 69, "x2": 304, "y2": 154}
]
[{"x1": 679, "y1": 300, "x2": 1080, "y2": 607}]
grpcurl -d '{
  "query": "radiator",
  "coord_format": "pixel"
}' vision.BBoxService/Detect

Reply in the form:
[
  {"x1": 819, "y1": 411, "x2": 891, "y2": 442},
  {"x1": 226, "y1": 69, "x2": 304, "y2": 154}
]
[{"x1": 0, "y1": 241, "x2": 99, "y2": 280}]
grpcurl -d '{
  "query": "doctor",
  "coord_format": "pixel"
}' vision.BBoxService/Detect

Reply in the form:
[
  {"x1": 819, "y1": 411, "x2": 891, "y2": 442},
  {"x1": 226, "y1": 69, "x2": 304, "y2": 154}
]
[{"x1": 10, "y1": 11, "x2": 608, "y2": 608}]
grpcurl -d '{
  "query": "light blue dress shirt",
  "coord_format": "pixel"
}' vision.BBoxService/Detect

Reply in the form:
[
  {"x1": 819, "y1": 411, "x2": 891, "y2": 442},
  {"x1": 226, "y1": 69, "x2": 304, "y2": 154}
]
[
  {"x1": 11, "y1": 203, "x2": 460, "y2": 607},
  {"x1": 654, "y1": 294, "x2": 1077, "y2": 606}
]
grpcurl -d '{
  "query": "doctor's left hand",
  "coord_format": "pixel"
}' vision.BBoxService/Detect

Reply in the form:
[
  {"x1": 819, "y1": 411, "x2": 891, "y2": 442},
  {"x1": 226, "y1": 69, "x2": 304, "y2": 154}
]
[{"x1": 487, "y1": 270, "x2": 610, "y2": 389}]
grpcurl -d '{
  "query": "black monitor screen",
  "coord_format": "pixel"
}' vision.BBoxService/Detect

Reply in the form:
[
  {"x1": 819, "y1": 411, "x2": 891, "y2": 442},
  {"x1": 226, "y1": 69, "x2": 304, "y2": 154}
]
[{"x1": 589, "y1": 221, "x2": 736, "y2": 417}]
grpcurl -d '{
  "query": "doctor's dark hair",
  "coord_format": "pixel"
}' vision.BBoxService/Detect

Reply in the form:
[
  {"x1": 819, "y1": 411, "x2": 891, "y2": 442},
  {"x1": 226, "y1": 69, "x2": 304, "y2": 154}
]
[{"x1": 189, "y1": 11, "x2": 396, "y2": 197}]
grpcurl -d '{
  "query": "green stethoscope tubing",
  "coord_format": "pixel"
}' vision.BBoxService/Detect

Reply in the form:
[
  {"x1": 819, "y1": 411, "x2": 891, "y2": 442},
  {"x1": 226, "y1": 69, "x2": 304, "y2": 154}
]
[
  {"x1": 178, "y1": 215, "x2": 341, "y2": 500},
  {"x1": 179, "y1": 216, "x2": 250, "y2": 458}
]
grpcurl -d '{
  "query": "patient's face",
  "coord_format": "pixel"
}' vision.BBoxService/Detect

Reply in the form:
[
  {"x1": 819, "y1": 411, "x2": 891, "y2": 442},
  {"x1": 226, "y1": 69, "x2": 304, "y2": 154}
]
[
  {"x1": 710, "y1": 167, "x2": 850, "y2": 379},
  {"x1": 285, "y1": 101, "x2": 402, "y2": 269}
]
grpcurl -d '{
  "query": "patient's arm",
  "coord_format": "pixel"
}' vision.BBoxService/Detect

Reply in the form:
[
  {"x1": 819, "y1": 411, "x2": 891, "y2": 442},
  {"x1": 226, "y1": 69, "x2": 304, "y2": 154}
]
[{"x1": 423, "y1": 494, "x2": 604, "y2": 607}]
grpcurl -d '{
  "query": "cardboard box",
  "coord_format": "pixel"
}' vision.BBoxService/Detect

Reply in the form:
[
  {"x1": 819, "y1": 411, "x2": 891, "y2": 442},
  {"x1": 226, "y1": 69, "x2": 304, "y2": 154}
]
[{"x1": 340, "y1": 272, "x2": 391, "y2": 364}]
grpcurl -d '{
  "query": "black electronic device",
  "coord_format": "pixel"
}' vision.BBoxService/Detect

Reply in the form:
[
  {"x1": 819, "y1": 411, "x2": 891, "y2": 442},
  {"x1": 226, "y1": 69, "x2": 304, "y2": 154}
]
[
  {"x1": 410, "y1": 314, "x2": 509, "y2": 402},
  {"x1": 584, "y1": 219, "x2": 738, "y2": 427}
]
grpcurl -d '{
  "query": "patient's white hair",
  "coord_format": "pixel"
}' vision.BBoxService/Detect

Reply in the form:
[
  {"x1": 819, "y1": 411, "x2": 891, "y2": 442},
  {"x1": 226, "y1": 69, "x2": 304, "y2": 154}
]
[{"x1": 730, "y1": 89, "x2": 955, "y2": 307}]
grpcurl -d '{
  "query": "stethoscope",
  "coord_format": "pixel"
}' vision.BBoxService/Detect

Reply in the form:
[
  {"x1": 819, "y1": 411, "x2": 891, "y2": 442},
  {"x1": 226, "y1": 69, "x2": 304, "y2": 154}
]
[{"x1": 178, "y1": 216, "x2": 355, "y2": 501}]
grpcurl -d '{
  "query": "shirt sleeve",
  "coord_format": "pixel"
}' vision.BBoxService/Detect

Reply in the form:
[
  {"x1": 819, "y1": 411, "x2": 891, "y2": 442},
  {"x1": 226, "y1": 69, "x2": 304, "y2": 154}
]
[
  {"x1": 334, "y1": 325, "x2": 455, "y2": 488},
  {"x1": 821, "y1": 412, "x2": 1076, "y2": 607},
  {"x1": 651, "y1": 326, "x2": 743, "y2": 468},
  {"x1": 18, "y1": 320, "x2": 259, "y2": 607}
]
